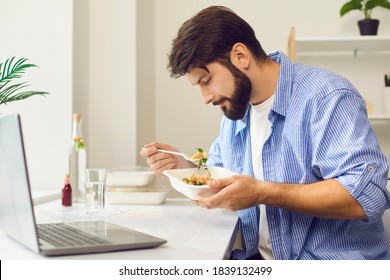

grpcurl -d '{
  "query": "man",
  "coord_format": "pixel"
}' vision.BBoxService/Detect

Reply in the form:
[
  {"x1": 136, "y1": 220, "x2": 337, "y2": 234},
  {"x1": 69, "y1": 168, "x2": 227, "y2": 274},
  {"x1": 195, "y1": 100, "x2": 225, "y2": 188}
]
[{"x1": 140, "y1": 6, "x2": 390, "y2": 260}]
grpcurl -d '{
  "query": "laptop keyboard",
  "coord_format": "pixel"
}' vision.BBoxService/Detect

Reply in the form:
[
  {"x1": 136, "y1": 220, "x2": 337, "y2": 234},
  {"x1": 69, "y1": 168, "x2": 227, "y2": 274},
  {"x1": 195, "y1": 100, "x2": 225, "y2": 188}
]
[{"x1": 37, "y1": 223, "x2": 111, "y2": 247}]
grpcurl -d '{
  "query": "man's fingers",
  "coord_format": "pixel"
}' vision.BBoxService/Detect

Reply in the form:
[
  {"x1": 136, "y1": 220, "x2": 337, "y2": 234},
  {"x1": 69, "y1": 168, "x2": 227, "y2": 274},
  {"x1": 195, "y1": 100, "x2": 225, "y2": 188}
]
[{"x1": 208, "y1": 176, "x2": 235, "y2": 189}]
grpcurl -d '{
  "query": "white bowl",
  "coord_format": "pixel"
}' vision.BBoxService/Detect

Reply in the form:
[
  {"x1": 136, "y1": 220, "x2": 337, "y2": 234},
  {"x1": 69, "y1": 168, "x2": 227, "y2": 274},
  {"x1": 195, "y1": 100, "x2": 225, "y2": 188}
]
[
  {"x1": 163, "y1": 166, "x2": 236, "y2": 200},
  {"x1": 106, "y1": 166, "x2": 155, "y2": 187}
]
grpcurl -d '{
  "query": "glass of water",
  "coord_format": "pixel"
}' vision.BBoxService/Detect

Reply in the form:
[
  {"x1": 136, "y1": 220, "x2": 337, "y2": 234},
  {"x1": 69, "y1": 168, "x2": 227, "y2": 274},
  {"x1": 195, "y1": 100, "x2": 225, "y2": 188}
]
[{"x1": 85, "y1": 168, "x2": 106, "y2": 215}]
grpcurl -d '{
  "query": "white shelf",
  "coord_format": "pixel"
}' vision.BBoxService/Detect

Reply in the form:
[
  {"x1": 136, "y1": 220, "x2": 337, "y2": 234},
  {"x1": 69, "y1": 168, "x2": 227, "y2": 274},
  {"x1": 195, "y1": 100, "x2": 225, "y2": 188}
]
[
  {"x1": 287, "y1": 26, "x2": 390, "y2": 61},
  {"x1": 368, "y1": 115, "x2": 390, "y2": 121},
  {"x1": 295, "y1": 36, "x2": 390, "y2": 56}
]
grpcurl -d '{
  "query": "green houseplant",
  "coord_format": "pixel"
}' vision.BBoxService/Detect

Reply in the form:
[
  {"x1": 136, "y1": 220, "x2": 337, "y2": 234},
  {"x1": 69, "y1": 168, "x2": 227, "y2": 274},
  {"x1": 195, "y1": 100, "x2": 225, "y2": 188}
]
[
  {"x1": 340, "y1": 0, "x2": 390, "y2": 35},
  {"x1": 0, "y1": 57, "x2": 49, "y2": 107}
]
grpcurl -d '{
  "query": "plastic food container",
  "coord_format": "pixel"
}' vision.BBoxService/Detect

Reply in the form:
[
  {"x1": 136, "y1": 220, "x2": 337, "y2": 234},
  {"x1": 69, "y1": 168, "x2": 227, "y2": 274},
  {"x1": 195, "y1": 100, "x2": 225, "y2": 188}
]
[
  {"x1": 163, "y1": 166, "x2": 236, "y2": 200},
  {"x1": 106, "y1": 166, "x2": 155, "y2": 187}
]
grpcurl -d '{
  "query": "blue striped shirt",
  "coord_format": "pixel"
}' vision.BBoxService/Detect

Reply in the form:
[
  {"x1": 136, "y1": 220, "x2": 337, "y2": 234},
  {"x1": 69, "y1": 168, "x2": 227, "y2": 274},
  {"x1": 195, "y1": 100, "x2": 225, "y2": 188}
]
[{"x1": 207, "y1": 51, "x2": 390, "y2": 260}]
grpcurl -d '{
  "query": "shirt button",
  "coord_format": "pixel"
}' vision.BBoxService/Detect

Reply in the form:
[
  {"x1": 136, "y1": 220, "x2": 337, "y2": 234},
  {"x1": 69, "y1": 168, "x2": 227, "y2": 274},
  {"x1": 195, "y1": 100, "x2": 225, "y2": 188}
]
[{"x1": 368, "y1": 166, "x2": 375, "y2": 172}]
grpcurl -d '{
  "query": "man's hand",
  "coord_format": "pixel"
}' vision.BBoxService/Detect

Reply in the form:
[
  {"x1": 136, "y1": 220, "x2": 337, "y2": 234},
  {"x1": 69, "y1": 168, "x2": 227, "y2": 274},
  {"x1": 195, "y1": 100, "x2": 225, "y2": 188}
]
[
  {"x1": 140, "y1": 141, "x2": 195, "y2": 175},
  {"x1": 195, "y1": 175, "x2": 263, "y2": 210}
]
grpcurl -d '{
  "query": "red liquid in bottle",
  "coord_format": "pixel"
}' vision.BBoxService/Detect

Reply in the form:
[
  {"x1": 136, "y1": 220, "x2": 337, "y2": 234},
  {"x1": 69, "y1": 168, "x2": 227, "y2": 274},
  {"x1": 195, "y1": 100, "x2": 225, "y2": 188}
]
[{"x1": 62, "y1": 174, "x2": 72, "y2": 206}]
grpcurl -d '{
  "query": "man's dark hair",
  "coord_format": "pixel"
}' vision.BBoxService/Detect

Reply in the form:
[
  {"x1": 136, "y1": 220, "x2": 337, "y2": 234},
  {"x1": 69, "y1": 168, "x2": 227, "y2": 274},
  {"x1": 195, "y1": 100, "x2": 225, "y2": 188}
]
[{"x1": 168, "y1": 6, "x2": 268, "y2": 78}]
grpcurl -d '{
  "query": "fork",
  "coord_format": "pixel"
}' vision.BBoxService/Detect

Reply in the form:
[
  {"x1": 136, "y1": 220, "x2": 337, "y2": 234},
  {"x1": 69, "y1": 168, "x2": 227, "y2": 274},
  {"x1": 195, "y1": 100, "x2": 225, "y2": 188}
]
[
  {"x1": 142, "y1": 148, "x2": 198, "y2": 162},
  {"x1": 156, "y1": 149, "x2": 198, "y2": 162}
]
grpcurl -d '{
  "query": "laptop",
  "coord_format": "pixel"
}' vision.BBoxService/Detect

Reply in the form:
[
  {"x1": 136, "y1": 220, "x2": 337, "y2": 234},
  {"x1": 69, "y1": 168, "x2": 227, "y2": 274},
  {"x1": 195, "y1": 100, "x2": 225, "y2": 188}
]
[{"x1": 0, "y1": 113, "x2": 166, "y2": 256}]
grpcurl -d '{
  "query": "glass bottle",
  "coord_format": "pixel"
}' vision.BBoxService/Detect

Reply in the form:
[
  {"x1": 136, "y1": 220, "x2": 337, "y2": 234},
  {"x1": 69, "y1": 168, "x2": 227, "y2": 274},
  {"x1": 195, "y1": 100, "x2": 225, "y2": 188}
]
[
  {"x1": 62, "y1": 174, "x2": 72, "y2": 206},
  {"x1": 69, "y1": 113, "x2": 87, "y2": 203}
]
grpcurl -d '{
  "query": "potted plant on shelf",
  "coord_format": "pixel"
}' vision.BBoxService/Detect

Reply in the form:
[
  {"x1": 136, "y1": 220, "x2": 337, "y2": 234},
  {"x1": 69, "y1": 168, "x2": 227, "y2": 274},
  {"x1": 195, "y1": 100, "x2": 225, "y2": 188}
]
[
  {"x1": 0, "y1": 57, "x2": 49, "y2": 109},
  {"x1": 340, "y1": 0, "x2": 390, "y2": 35}
]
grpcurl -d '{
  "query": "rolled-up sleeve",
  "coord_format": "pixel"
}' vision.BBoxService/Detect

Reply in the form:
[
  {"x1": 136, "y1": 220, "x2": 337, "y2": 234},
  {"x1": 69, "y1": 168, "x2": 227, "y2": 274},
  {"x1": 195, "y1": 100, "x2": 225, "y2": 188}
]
[{"x1": 310, "y1": 89, "x2": 390, "y2": 223}]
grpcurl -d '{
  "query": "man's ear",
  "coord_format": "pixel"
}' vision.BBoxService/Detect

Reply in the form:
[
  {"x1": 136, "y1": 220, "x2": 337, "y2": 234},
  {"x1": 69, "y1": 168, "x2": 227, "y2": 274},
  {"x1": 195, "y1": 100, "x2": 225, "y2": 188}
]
[{"x1": 230, "y1": 43, "x2": 250, "y2": 69}]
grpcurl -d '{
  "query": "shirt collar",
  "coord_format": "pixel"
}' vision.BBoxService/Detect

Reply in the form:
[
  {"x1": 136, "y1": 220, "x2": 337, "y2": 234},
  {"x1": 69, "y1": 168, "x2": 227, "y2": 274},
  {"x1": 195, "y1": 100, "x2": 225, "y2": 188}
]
[
  {"x1": 268, "y1": 51, "x2": 293, "y2": 118},
  {"x1": 235, "y1": 105, "x2": 251, "y2": 135}
]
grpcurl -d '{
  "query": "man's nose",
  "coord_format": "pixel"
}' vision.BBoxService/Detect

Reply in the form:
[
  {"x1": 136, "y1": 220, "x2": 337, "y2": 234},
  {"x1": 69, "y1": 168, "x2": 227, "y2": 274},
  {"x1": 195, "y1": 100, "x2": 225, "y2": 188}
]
[{"x1": 200, "y1": 89, "x2": 213, "y2": 104}]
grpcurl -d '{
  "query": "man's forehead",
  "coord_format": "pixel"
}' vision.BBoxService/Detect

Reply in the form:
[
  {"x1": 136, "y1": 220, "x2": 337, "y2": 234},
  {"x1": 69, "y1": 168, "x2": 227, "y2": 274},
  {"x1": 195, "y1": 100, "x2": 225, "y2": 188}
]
[{"x1": 186, "y1": 67, "x2": 209, "y2": 85}]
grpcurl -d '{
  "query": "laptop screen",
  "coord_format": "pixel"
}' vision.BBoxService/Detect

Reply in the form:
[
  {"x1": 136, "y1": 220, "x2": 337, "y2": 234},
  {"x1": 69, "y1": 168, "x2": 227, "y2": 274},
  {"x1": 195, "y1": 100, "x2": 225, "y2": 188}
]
[{"x1": 0, "y1": 114, "x2": 40, "y2": 252}]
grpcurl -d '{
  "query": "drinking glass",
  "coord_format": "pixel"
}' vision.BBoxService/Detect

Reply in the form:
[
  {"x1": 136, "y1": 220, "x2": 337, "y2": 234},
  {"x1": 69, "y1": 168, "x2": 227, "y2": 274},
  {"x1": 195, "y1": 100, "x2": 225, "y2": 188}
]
[{"x1": 85, "y1": 168, "x2": 106, "y2": 215}]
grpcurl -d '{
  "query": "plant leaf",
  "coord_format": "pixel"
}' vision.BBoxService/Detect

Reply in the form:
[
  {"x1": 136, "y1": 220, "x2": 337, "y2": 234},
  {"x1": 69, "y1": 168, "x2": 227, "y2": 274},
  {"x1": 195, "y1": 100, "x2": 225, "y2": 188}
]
[
  {"x1": 366, "y1": 0, "x2": 390, "y2": 9},
  {"x1": 378, "y1": 0, "x2": 390, "y2": 9},
  {"x1": 0, "y1": 57, "x2": 38, "y2": 83},
  {"x1": 340, "y1": 0, "x2": 363, "y2": 16},
  {"x1": 0, "y1": 90, "x2": 49, "y2": 105},
  {"x1": 0, "y1": 56, "x2": 49, "y2": 107}
]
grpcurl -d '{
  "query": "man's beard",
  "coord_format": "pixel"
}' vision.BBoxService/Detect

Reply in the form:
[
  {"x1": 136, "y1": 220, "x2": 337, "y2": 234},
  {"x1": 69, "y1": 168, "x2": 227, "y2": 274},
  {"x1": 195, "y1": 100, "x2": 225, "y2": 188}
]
[{"x1": 215, "y1": 63, "x2": 252, "y2": 120}]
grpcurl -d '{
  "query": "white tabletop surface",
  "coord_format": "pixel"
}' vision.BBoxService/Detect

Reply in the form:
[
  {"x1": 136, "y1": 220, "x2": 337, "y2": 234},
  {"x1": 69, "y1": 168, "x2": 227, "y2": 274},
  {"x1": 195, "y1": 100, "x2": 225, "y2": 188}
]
[{"x1": 0, "y1": 195, "x2": 239, "y2": 260}]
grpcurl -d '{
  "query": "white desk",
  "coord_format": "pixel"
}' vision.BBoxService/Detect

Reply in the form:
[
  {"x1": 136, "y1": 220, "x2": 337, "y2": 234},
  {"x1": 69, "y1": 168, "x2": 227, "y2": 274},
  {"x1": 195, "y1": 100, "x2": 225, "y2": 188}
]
[{"x1": 0, "y1": 198, "x2": 239, "y2": 260}]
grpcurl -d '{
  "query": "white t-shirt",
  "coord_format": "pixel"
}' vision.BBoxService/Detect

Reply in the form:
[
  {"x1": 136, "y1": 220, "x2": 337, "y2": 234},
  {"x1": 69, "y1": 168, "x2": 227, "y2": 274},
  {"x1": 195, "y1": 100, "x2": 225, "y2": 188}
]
[{"x1": 250, "y1": 94, "x2": 275, "y2": 260}]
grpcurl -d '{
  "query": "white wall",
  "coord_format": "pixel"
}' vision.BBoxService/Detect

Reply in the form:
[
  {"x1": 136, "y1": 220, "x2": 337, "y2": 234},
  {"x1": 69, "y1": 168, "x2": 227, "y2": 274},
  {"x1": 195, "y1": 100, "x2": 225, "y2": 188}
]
[
  {"x1": 135, "y1": 0, "x2": 156, "y2": 166},
  {"x1": 0, "y1": 0, "x2": 73, "y2": 190},
  {"x1": 76, "y1": 0, "x2": 137, "y2": 169},
  {"x1": 154, "y1": 0, "x2": 390, "y2": 157}
]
